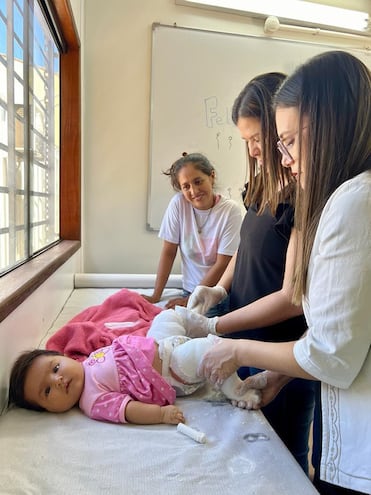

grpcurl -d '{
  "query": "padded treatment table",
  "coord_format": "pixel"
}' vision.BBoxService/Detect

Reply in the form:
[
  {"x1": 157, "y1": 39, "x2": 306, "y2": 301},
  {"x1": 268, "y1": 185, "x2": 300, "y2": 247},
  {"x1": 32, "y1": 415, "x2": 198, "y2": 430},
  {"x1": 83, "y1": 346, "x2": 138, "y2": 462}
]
[{"x1": 0, "y1": 278, "x2": 319, "y2": 494}]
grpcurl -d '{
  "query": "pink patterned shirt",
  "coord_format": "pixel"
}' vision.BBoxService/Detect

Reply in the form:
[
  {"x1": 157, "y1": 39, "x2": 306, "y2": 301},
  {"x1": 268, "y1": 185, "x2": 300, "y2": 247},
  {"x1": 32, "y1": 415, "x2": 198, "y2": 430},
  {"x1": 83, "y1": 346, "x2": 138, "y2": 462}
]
[{"x1": 79, "y1": 335, "x2": 176, "y2": 423}]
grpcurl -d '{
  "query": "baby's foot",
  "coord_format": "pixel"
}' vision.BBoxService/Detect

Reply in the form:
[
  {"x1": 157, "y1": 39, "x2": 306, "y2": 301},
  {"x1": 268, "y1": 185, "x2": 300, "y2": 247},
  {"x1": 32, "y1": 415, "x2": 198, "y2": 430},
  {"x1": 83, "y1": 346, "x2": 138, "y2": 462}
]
[
  {"x1": 220, "y1": 376, "x2": 262, "y2": 410},
  {"x1": 231, "y1": 389, "x2": 261, "y2": 410}
]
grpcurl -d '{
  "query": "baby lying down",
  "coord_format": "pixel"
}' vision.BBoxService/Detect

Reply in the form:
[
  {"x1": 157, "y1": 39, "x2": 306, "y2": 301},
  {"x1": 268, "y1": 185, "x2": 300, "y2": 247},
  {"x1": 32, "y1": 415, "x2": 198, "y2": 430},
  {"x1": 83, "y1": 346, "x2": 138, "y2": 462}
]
[{"x1": 8, "y1": 308, "x2": 261, "y2": 425}]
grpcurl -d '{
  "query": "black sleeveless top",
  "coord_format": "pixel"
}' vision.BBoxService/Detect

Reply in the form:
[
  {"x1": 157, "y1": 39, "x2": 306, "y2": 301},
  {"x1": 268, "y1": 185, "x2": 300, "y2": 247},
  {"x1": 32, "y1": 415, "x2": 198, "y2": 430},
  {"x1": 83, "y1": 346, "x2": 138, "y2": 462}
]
[{"x1": 229, "y1": 201, "x2": 307, "y2": 342}]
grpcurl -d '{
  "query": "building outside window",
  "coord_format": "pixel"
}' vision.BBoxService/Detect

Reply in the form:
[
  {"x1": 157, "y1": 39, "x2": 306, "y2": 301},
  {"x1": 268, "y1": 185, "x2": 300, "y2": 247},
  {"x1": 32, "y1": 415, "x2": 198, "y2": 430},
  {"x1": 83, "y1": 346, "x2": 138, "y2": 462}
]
[{"x1": 0, "y1": 0, "x2": 60, "y2": 275}]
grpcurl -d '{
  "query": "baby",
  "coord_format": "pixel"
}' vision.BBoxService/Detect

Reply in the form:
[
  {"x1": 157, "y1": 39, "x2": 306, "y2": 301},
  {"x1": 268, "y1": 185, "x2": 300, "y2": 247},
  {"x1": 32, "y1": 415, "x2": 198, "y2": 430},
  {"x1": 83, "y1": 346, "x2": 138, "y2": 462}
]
[{"x1": 8, "y1": 308, "x2": 261, "y2": 425}]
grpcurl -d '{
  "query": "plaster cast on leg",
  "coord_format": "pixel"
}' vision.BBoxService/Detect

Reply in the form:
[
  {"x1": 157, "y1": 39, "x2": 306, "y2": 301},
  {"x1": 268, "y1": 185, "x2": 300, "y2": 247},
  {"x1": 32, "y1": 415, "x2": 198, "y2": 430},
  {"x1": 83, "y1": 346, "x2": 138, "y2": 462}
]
[
  {"x1": 169, "y1": 335, "x2": 261, "y2": 409},
  {"x1": 170, "y1": 335, "x2": 217, "y2": 384},
  {"x1": 147, "y1": 309, "x2": 187, "y2": 342}
]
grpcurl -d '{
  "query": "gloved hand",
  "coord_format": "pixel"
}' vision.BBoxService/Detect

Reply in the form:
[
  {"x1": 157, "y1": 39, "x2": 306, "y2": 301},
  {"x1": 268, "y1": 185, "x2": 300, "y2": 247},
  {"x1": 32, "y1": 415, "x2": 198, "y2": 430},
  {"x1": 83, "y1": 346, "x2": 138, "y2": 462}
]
[
  {"x1": 187, "y1": 285, "x2": 227, "y2": 315},
  {"x1": 175, "y1": 306, "x2": 219, "y2": 338},
  {"x1": 237, "y1": 371, "x2": 293, "y2": 409},
  {"x1": 231, "y1": 372, "x2": 268, "y2": 409},
  {"x1": 198, "y1": 338, "x2": 240, "y2": 386}
]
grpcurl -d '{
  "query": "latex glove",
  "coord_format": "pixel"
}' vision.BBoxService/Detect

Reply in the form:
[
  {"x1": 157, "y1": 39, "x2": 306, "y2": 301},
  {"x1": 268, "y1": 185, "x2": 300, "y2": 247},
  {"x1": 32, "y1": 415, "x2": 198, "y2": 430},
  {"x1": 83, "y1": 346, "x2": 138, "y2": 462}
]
[
  {"x1": 187, "y1": 285, "x2": 227, "y2": 315},
  {"x1": 198, "y1": 338, "x2": 240, "y2": 386},
  {"x1": 238, "y1": 371, "x2": 293, "y2": 409},
  {"x1": 175, "y1": 306, "x2": 219, "y2": 338}
]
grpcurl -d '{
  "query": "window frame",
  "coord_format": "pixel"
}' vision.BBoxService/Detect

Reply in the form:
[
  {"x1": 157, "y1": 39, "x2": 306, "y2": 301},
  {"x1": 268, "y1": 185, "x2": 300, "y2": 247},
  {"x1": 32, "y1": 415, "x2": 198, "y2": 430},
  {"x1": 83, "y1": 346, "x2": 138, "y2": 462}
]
[{"x1": 0, "y1": 0, "x2": 81, "y2": 323}]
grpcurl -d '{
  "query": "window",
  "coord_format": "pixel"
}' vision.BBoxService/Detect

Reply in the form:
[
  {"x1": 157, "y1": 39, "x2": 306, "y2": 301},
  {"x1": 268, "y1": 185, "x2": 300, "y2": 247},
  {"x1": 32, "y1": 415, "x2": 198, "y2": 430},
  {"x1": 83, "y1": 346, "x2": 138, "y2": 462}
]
[
  {"x1": 0, "y1": 0, "x2": 80, "y2": 323},
  {"x1": 0, "y1": 0, "x2": 60, "y2": 275}
]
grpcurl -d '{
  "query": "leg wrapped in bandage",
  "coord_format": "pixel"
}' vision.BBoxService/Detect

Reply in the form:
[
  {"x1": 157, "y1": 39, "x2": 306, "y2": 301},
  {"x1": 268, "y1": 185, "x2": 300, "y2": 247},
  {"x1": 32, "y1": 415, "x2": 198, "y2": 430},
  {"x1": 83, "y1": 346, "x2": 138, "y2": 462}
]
[
  {"x1": 147, "y1": 309, "x2": 186, "y2": 342},
  {"x1": 170, "y1": 334, "x2": 218, "y2": 383},
  {"x1": 169, "y1": 334, "x2": 261, "y2": 409}
]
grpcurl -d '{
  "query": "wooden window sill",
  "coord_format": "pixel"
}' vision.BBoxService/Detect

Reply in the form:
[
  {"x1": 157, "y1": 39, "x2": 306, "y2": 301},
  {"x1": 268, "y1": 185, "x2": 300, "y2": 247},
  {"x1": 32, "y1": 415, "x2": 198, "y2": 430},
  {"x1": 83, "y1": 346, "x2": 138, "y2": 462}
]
[{"x1": 0, "y1": 240, "x2": 80, "y2": 323}]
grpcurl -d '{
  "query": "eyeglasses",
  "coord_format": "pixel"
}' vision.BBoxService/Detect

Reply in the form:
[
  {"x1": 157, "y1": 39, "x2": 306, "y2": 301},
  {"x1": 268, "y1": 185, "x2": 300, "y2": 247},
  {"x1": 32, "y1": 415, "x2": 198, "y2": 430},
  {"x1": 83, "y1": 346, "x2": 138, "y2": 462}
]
[
  {"x1": 277, "y1": 139, "x2": 294, "y2": 162},
  {"x1": 276, "y1": 126, "x2": 308, "y2": 162}
]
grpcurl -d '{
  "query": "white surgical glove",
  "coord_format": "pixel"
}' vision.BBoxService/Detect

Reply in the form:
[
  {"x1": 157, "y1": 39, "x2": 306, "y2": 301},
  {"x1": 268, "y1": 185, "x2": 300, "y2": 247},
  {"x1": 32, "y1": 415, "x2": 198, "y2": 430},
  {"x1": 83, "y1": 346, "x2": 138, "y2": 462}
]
[
  {"x1": 175, "y1": 306, "x2": 219, "y2": 338},
  {"x1": 230, "y1": 373, "x2": 268, "y2": 409},
  {"x1": 187, "y1": 285, "x2": 227, "y2": 315}
]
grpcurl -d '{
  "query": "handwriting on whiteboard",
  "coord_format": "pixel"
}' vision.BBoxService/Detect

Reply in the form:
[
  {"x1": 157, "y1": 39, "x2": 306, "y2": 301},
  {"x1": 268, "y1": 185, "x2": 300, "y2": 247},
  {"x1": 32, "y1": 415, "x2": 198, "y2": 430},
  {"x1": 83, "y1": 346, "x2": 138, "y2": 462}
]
[
  {"x1": 204, "y1": 96, "x2": 236, "y2": 151},
  {"x1": 204, "y1": 96, "x2": 233, "y2": 127}
]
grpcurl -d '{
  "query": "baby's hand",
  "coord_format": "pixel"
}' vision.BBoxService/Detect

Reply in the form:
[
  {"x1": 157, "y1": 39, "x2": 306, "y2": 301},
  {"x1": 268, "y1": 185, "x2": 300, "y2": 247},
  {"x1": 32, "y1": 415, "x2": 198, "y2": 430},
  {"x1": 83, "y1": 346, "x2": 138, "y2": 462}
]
[{"x1": 160, "y1": 405, "x2": 185, "y2": 425}]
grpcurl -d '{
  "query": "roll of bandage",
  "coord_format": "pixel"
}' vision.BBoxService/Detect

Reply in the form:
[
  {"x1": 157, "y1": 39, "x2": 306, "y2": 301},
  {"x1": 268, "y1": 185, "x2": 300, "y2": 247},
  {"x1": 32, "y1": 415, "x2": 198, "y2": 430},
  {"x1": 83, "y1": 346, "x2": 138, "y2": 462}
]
[{"x1": 177, "y1": 423, "x2": 207, "y2": 443}]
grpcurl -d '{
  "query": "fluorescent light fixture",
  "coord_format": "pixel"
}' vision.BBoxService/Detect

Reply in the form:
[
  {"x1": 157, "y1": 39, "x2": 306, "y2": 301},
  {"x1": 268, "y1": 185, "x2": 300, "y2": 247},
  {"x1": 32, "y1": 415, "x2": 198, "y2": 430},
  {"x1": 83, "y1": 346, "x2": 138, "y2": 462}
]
[{"x1": 175, "y1": 0, "x2": 370, "y2": 34}]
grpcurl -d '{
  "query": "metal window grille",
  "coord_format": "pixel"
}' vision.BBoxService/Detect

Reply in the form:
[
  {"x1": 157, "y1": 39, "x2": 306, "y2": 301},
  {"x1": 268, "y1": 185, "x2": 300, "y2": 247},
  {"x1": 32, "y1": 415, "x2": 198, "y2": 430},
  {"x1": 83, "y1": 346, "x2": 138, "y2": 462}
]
[{"x1": 0, "y1": 0, "x2": 60, "y2": 275}]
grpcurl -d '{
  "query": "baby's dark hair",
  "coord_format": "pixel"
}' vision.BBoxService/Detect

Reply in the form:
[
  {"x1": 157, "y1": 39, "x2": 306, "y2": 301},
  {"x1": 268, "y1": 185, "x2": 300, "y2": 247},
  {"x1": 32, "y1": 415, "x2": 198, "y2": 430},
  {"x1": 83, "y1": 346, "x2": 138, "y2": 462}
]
[
  {"x1": 8, "y1": 348, "x2": 63, "y2": 411},
  {"x1": 163, "y1": 152, "x2": 215, "y2": 191}
]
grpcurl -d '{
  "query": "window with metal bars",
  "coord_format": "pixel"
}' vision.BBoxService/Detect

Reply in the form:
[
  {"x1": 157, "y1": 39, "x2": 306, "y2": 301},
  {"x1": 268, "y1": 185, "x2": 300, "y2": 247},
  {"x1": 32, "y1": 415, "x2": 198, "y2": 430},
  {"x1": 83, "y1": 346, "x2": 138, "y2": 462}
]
[{"x1": 0, "y1": 0, "x2": 60, "y2": 275}]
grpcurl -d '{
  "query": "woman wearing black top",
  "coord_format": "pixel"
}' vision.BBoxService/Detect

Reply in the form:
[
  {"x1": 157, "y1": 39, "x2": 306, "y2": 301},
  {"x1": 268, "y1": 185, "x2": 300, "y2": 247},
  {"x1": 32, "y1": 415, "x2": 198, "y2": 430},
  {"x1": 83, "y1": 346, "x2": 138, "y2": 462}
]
[{"x1": 186, "y1": 73, "x2": 316, "y2": 475}]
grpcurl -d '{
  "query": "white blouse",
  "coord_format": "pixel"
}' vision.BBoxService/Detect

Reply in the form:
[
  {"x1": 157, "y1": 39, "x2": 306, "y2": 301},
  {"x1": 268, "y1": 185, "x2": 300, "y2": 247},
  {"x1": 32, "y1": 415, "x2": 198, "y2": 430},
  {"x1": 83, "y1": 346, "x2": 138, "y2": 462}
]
[{"x1": 294, "y1": 171, "x2": 371, "y2": 493}]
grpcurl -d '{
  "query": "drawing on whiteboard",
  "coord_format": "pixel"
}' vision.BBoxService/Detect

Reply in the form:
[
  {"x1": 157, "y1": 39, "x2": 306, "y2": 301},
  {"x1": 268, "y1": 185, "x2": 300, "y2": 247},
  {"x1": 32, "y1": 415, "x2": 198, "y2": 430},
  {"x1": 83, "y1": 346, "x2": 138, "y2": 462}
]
[
  {"x1": 216, "y1": 132, "x2": 220, "y2": 149},
  {"x1": 214, "y1": 130, "x2": 235, "y2": 152}
]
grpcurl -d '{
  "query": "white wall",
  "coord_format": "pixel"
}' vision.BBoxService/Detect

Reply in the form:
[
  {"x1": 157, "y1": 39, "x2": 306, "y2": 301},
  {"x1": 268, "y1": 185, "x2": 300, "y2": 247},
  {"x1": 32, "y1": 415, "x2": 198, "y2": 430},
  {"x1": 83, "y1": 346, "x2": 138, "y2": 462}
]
[
  {"x1": 69, "y1": 0, "x2": 82, "y2": 38},
  {"x1": 82, "y1": 0, "x2": 371, "y2": 274}
]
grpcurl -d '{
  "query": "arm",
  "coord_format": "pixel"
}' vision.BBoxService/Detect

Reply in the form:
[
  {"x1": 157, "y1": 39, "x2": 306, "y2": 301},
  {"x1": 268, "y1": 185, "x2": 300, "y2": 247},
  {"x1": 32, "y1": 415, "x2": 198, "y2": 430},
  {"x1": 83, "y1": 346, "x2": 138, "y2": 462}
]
[
  {"x1": 142, "y1": 240, "x2": 178, "y2": 304},
  {"x1": 293, "y1": 182, "x2": 371, "y2": 388},
  {"x1": 200, "y1": 338, "x2": 315, "y2": 386},
  {"x1": 198, "y1": 253, "x2": 232, "y2": 287},
  {"x1": 236, "y1": 340, "x2": 315, "y2": 379},
  {"x1": 166, "y1": 252, "x2": 232, "y2": 310},
  {"x1": 125, "y1": 400, "x2": 185, "y2": 425},
  {"x1": 195, "y1": 199, "x2": 241, "y2": 292},
  {"x1": 215, "y1": 250, "x2": 237, "y2": 292},
  {"x1": 216, "y1": 228, "x2": 303, "y2": 335}
]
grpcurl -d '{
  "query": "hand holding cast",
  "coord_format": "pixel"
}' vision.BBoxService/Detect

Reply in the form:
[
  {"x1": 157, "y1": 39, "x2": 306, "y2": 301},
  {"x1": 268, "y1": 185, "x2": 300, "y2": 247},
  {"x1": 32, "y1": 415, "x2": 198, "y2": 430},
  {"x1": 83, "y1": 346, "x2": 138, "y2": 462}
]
[
  {"x1": 198, "y1": 338, "x2": 240, "y2": 386},
  {"x1": 175, "y1": 306, "x2": 219, "y2": 338}
]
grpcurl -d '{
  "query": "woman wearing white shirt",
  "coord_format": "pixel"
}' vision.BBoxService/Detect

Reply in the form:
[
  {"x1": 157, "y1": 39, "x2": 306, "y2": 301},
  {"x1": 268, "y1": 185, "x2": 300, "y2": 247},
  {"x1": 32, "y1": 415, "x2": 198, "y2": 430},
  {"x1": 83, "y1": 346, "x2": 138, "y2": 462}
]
[
  {"x1": 200, "y1": 51, "x2": 371, "y2": 495},
  {"x1": 142, "y1": 153, "x2": 242, "y2": 311}
]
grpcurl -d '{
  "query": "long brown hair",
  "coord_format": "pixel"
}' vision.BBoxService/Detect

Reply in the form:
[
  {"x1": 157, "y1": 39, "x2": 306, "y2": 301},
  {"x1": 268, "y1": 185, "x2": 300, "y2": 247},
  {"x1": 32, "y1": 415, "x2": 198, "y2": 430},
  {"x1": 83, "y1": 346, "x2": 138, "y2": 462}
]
[
  {"x1": 274, "y1": 51, "x2": 371, "y2": 303},
  {"x1": 232, "y1": 72, "x2": 294, "y2": 213}
]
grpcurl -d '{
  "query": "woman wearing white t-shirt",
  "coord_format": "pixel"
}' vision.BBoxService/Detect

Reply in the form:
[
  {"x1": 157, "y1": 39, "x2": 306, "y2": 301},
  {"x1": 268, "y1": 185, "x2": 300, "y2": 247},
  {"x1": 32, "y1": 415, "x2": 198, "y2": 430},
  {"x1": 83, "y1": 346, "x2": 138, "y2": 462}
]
[{"x1": 142, "y1": 153, "x2": 242, "y2": 312}]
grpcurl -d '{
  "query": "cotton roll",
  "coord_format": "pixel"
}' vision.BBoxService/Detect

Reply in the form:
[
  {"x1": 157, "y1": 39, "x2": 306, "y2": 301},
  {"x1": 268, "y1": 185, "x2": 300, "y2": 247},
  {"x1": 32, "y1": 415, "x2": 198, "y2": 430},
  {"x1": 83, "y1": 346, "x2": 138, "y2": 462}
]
[{"x1": 177, "y1": 423, "x2": 206, "y2": 443}]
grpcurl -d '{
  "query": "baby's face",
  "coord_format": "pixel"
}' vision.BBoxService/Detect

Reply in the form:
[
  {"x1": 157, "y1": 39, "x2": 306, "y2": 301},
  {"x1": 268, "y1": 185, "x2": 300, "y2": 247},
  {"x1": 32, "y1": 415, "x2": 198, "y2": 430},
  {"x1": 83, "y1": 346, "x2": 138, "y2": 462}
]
[{"x1": 24, "y1": 354, "x2": 84, "y2": 412}]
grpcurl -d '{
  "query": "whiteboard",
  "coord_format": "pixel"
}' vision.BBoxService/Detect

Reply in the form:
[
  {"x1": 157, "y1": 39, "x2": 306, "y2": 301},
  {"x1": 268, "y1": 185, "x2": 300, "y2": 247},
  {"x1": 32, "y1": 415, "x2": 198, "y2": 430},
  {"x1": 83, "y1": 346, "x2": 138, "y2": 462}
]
[{"x1": 147, "y1": 23, "x2": 371, "y2": 230}]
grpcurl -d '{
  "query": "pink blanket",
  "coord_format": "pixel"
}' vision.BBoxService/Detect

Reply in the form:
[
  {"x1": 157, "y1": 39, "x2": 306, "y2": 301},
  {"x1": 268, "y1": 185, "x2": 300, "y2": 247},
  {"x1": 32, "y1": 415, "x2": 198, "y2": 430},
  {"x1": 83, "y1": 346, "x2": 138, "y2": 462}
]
[{"x1": 46, "y1": 289, "x2": 162, "y2": 361}]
